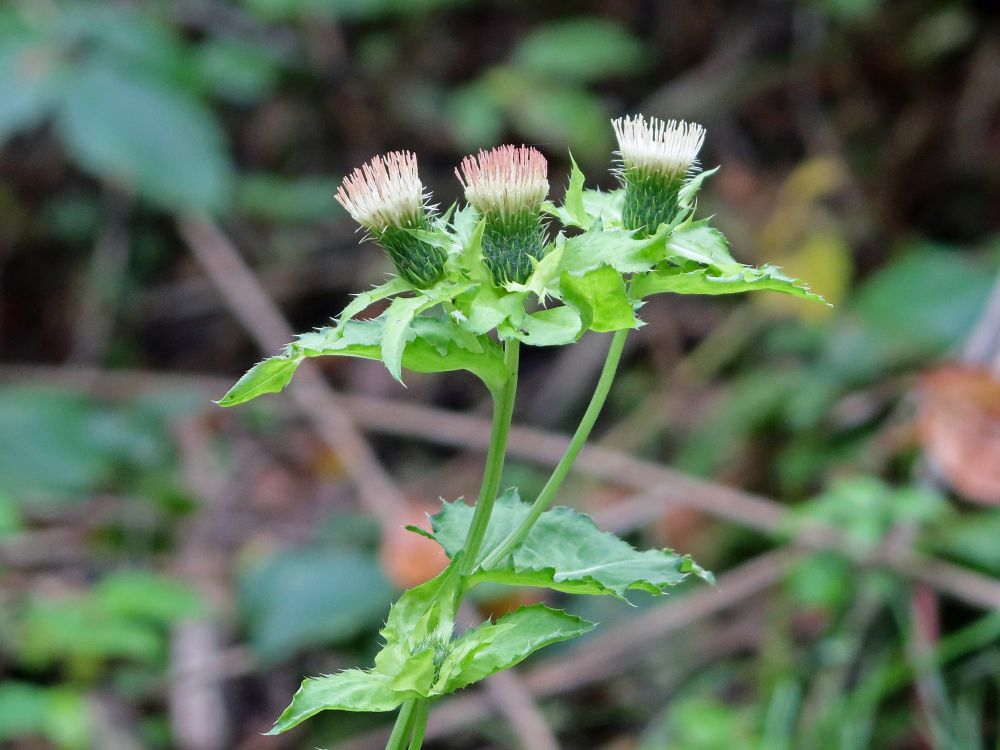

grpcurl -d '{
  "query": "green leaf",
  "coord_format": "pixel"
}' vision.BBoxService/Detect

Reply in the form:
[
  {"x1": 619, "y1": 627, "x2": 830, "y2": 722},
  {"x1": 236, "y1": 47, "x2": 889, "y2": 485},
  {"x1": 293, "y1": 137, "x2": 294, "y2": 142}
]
[
  {"x1": 334, "y1": 276, "x2": 413, "y2": 329},
  {"x1": 269, "y1": 559, "x2": 464, "y2": 734},
  {"x1": 581, "y1": 188, "x2": 624, "y2": 227},
  {"x1": 512, "y1": 18, "x2": 647, "y2": 82},
  {"x1": 216, "y1": 355, "x2": 301, "y2": 406},
  {"x1": 436, "y1": 604, "x2": 595, "y2": 693},
  {"x1": 55, "y1": 58, "x2": 231, "y2": 212},
  {"x1": 237, "y1": 173, "x2": 341, "y2": 223},
  {"x1": 561, "y1": 228, "x2": 667, "y2": 277},
  {"x1": 0, "y1": 34, "x2": 63, "y2": 143},
  {"x1": 96, "y1": 572, "x2": 204, "y2": 624},
  {"x1": 381, "y1": 295, "x2": 436, "y2": 383},
  {"x1": 423, "y1": 490, "x2": 711, "y2": 599},
  {"x1": 675, "y1": 166, "x2": 718, "y2": 217},
  {"x1": 514, "y1": 306, "x2": 583, "y2": 346},
  {"x1": 218, "y1": 313, "x2": 508, "y2": 406},
  {"x1": 665, "y1": 220, "x2": 742, "y2": 272},
  {"x1": 194, "y1": 38, "x2": 279, "y2": 104},
  {"x1": 380, "y1": 555, "x2": 463, "y2": 649},
  {"x1": 0, "y1": 682, "x2": 89, "y2": 748},
  {"x1": 560, "y1": 265, "x2": 637, "y2": 332},
  {"x1": 630, "y1": 264, "x2": 824, "y2": 303},
  {"x1": 545, "y1": 155, "x2": 589, "y2": 228},
  {"x1": 455, "y1": 285, "x2": 527, "y2": 336},
  {"x1": 267, "y1": 669, "x2": 402, "y2": 734},
  {"x1": 240, "y1": 549, "x2": 394, "y2": 663}
]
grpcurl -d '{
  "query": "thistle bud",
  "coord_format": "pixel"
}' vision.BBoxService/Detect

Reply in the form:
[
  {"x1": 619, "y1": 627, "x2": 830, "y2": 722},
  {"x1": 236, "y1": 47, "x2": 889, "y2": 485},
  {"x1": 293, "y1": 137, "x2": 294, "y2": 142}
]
[
  {"x1": 612, "y1": 115, "x2": 706, "y2": 236},
  {"x1": 456, "y1": 145, "x2": 549, "y2": 286},
  {"x1": 335, "y1": 151, "x2": 447, "y2": 287}
]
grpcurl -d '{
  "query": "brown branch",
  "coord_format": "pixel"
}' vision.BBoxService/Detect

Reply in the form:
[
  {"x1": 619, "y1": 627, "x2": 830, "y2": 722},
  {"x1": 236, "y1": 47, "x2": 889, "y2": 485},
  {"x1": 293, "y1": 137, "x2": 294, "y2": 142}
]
[{"x1": 176, "y1": 216, "x2": 405, "y2": 529}]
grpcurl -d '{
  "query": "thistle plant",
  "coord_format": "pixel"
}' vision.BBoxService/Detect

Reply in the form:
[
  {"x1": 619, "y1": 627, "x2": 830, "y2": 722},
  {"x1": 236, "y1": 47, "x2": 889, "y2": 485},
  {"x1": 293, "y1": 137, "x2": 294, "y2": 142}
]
[
  {"x1": 457, "y1": 145, "x2": 549, "y2": 285},
  {"x1": 221, "y1": 114, "x2": 824, "y2": 749},
  {"x1": 614, "y1": 115, "x2": 706, "y2": 236},
  {"x1": 335, "y1": 150, "x2": 447, "y2": 287}
]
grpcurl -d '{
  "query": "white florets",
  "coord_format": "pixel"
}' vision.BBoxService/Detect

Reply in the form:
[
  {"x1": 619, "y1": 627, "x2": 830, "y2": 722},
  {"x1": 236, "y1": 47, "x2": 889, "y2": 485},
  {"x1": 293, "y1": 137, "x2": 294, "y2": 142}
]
[
  {"x1": 456, "y1": 145, "x2": 549, "y2": 217},
  {"x1": 335, "y1": 151, "x2": 427, "y2": 232},
  {"x1": 612, "y1": 115, "x2": 706, "y2": 179}
]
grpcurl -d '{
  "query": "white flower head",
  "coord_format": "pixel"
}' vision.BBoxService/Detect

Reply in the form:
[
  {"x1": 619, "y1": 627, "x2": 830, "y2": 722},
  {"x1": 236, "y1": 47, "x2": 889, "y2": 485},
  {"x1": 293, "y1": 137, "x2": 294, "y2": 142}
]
[
  {"x1": 612, "y1": 115, "x2": 706, "y2": 180},
  {"x1": 456, "y1": 145, "x2": 549, "y2": 218},
  {"x1": 335, "y1": 150, "x2": 428, "y2": 232}
]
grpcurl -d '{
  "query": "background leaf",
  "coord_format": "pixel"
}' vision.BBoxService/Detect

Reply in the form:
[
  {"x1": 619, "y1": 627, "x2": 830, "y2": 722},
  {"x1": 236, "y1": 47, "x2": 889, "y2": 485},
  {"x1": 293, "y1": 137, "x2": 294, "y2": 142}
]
[
  {"x1": 240, "y1": 548, "x2": 395, "y2": 663},
  {"x1": 512, "y1": 17, "x2": 647, "y2": 81},
  {"x1": 56, "y1": 59, "x2": 231, "y2": 212}
]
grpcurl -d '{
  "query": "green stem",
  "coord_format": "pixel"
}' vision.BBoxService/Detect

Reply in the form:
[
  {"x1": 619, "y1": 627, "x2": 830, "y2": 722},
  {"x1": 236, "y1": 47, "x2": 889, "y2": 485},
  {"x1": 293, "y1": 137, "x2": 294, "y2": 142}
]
[
  {"x1": 480, "y1": 328, "x2": 628, "y2": 569},
  {"x1": 385, "y1": 699, "x2": 418, "y2": 750},
  {"x1": 460, "y1": 338, "x2": 520, "y2": 573},
  {"x1": 406, "y1": 700, "x2": 429, "y2": 750}
]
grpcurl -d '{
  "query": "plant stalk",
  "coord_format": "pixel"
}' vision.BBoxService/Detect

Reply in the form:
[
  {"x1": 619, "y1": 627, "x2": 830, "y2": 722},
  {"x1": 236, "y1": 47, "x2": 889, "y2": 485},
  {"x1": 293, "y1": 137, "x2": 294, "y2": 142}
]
[
  {"x1": 385, "y1": 699, "x2": 418, "y2": 750},
  {"x1": 460, "y1": 338, "x2": 520, "y2": 573},
  {"x1": 406, "y1": 700, "x2": 429, "y2": 750},
  {"x1": 480, "y1": 328, "x2": 628, "y2": 569}
]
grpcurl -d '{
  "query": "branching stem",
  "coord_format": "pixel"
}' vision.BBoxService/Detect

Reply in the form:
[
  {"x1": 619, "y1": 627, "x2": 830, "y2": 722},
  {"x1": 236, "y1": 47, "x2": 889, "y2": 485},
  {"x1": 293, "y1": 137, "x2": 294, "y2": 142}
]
[
  {"x1": 480, "y1": 328, "x2": 628, "y2": 569},
  {"x1": 385, "y1": 699, "x2": 418, "y2": 750},
  {"x1": 460, "y1": 338, "x2": 521, "y2": 573}
]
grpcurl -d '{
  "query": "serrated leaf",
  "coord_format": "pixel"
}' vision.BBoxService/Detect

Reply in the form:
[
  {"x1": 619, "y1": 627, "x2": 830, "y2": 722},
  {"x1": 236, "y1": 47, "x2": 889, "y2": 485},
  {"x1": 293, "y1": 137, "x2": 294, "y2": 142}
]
[
  {"x1": 456, "y1": 285, "x2": 527, "y2": 336},
  {"x1": 457, "y1": 217, "x2": 490, "y2": 284},
  {"x1": 560, "y1": 265, "x2": 637, "y2": 332},
  {"x1": 665, "y1": 220, "x2": 742, "y2": 272},
  {"x1": 582, "y1": 188, "x2": 624, "y2": 227},
  {"x1": 545, "y1": 155, "x2": 589, "y2": 229},
  {"x1": 267, "y1": 669, "x2": 401, "y2": 734},
  {"x1": 381, "y1": 295, "x2": 436, "y2": 383},
  {"x1": 630, "y1": 264, "x2": 825, "y2": 303},
  {"x1": 561, "y1": 228, "x2": 667, "y2": 277},
  {"x1": 269, "y1": 558, "x2": 465, "y2": 734},
  {"x1": 436, "y1": 604, "x2": 595, "y2": 693},
  {"x1": 515, "y1": 306, "x2": 583, "y2": 346},
  {"x1": 334, "y1": 276, "x2": 412, "y2": 328},
  {"x1": 675, "y1": 166, "x2": 718, "y2": 216},
  {"x1": 216, "y1": 355, "x2": 301, "y2": 406},
  {"x1": 218, "y1": 313, "x2": 508, "y2": 406},
  {"x1": 423, "y1": 490, "x2": 710, "y2": 599}
]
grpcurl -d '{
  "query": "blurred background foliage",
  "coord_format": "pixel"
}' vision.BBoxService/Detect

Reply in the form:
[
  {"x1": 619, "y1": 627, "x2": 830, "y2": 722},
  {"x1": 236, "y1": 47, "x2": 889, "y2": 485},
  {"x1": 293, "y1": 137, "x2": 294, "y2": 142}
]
[{"x1": 1, "y1": 0, "x2": 1000, "y2": 748}]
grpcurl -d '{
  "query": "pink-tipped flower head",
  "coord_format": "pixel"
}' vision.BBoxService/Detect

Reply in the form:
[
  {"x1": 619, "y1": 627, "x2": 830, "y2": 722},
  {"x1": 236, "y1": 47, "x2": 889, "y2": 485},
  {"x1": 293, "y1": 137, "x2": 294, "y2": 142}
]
[
  {"x1": 335, "y1": 151, "x2": 427, "y2": 233},
  {"x1": 456, "y1": 145, "x2": 549, "y2": 218},
  {"x1": 611, "y1": 115, "x2": 706, "y2": 236},
  {"x1": 455, "y1": 145, "x2": 549, "y2": 286},
  {"x1": 335, "y1": 151, "x2": 446, "y2": 287}
]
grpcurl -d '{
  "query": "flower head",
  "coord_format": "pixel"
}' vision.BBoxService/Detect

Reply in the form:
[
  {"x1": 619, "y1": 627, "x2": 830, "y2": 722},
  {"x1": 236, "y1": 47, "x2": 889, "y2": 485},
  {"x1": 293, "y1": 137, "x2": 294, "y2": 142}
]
[
  {"x1": 612, "y1": 115, "x2": 707, "y2": 236},
  {"x1": 335, "y1": 151, "x2": 446, "y2": 287},
  {"x1": 455, "y1": 145, "x2": 550, "y2": 286},
  {"x1": 456, "y1": 145, "x2": 549, "y2": 218},
  {"x1": 335, "y1": 150, "x2": 427, "y2": 233},
  {"x1": 612, "y1": 115, "x2": 705, "y2": 181}
]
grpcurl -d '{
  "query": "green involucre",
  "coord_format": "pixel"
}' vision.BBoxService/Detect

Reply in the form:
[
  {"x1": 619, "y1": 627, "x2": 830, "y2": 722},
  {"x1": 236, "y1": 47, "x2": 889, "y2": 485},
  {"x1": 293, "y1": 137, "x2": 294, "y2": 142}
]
[
  {"x1": 378, "y1": 222, "x2": 448, "y2": 288},
  {"x1": 620, "y1": 167, "x2": 687, "y2": 237},
  {"x1": 481, "y1": 210, "x2": 547, "y2": 285}
]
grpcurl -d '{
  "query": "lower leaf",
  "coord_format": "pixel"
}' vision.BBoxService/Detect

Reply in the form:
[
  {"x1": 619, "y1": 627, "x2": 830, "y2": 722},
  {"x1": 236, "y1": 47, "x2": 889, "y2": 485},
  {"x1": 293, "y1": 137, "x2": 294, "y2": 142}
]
[
  {"x1": 266, "y1": 669, "x2": 402, "y2": 734},
  {"x1": 416, "y1": 489, "x2": 712, "y2": 599},
  {"x1": 435, "y1": 604, "x2": 595, "y2": 694}
]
